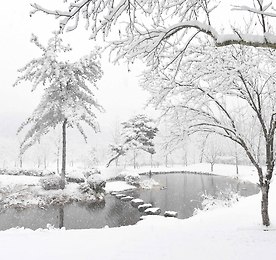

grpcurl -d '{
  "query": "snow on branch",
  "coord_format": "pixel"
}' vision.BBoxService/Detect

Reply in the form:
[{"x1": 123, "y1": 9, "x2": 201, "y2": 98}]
[
  {"x1": 30, "y1": 0, "x2": 276, "y2": 68},
  {"x1": 14, "y1": 33, "x2": 103, "y2": 154}
]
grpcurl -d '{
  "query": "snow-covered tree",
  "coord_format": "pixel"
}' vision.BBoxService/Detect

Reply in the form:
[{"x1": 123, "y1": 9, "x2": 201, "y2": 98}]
[
  {"x1": 107, "y1": 114, "x2": 158, "y2": 168},
  {"x1": 204, "y1": 135, "x2": 223, "y2": 172},
  {"x1": 31, "y1": 1, "x2": 276, "y2": 71},
  {"x1": 14, "y1": 33, "x2": 103, "y2": 188},
  {"x1": 142, "y1": 44, "x2": 276, "y2": 226}
]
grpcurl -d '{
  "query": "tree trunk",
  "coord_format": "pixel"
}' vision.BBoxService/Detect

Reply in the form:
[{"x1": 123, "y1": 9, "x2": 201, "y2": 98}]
[
  {"x1": 19, "y1": 156, "x2": 23, "y2": 168},
  {"x1": 210, "y1": 162, "x2": 214, "y2": 172},
  {"x1": 133, "y1": 150, "x2": 136, "y2": 169},
  {"x1": 200, "y1": 134, "x2": 209, "y2": 163},
  {"x1": 60, "y1": 119, "x2": 67, "y2": 190},
  {"x1": 261, "y1": 182, "x2": 270, "y2": 226},
  {"x1": 44, "y1": 155, "x2": 47, "y2": 169}
]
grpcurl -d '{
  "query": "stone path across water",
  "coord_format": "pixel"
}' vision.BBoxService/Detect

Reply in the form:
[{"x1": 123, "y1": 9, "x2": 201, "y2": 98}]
[{"x1": 110, "y1": 191, "x2": 177, "y2": 217}]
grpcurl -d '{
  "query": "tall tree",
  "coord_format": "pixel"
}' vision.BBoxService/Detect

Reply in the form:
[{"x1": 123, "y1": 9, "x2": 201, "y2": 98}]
[
  {"x1": 31, "y1": 0, "x2": 276, "y2": 69},
  {"x1": 107, "y1": 114, "x2": 158, "y2": 167},
  {"x1": 14, "y1": 33, "x2": 103, "y2": 188},
  {"x1": 142, "y1": 44, "x2": 276, "y2": 226}
]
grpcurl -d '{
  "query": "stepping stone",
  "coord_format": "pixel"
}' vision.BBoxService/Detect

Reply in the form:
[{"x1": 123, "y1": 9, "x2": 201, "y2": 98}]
[
  {"x1": 110, "y1": 192, "x2": 118, "y2": 196},
  {"x1": 115, "y1": 194, "x2": 127, "y2": 199},
  {"x1": 144, "y1": 207, "x2": 161, "y2": 215},
  {"x1": 121, "y1": 196, "x2": 134, "y2": 201},
  {"x1": 164, "y1": 211, "x2": 178, "y2": 218},
  {"x1": 138, "y1": 203, "x2": 152, "y2": 212},
  {"x1": 130, "y1": 198, "x2": 144, "y2": 207}
]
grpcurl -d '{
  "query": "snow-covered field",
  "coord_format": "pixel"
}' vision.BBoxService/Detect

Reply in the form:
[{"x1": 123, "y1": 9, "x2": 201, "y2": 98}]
[{"x1": 0, "y1": 164, "x2": 276, "y2": 259}]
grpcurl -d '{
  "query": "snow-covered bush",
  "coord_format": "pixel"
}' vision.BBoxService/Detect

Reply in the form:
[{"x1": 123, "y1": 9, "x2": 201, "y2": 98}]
[
  {"x1": 79, "y1": 183, "x2": 92, "y2": 194},
  {"x1": 40, "y1": 175, "x2": 63, "y2": 190},
  {"x1": 194, "y1": 190, "x2": 240, "y2": 215},
  {"x1": 87, "y1": 174, "x2": 106, "y2": 192},
  {"x1": 124, "y1": 175, "x2": 140, "y2": 186},
  {"x1": 83, "y1": 168, "x2": 101, "y2": 179},
  {"x1": 111, "y1": 171, "x2": 141, "y2": 186},
  {"x1": 0, "y1": 168, "x2": 54, "y2": 177},
  {"x1": 139, "y1": 178, "x2": 159, "y2": 189},
  {"x1": 66, "y1": 170, "x2": 85, "y2": 183}
]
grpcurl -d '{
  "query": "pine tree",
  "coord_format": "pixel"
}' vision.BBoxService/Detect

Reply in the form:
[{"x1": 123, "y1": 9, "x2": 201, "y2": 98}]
[
  {"x1": 107, "y1": 114, "x2": 158, "y2": 168},
  {"x1": 14, "y1": 33, "x2": 103, "y2": 188}
]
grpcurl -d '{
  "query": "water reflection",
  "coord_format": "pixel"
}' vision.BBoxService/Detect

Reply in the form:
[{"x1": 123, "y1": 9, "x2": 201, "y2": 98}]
[
  {"x1": 126, "y1": 173, "x2": 259, "y2": 219},
  {"x1": 0, "y1": 173, "x2": 259, "y2": 230}
]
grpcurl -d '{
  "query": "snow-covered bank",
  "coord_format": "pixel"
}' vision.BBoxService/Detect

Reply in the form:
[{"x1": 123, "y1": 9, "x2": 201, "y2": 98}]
[
  {"x1": 0, "y1": 163, "x2": 275, "y2": 259},
  {"x1": 0, "y1": 184, "x2": 276, "y2": 260},
  {"x1": 112, "y1": 163, "x2": 259, "y2": 183}
]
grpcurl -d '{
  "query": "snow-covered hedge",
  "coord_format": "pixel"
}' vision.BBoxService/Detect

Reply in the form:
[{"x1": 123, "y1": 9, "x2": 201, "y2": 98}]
[
  {"x1": 40, "y1": 175, "x2": 63, "y2": 190},
  {"x1": 0, "y1": 168, "x2": 54, "y2": 177},
  {"x1": 83, "y1": 168, "x2": 101, "y2": 179},
  {"x1": 109, "y1": 170, "x2": 141, "y2": 186},
  {"x1": 194, "y1": 190, "x2": 240, "y2": 215}
]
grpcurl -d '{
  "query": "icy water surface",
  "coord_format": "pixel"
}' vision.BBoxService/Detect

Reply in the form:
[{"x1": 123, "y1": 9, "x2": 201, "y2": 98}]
[
  {"x1": 127, "y1": 173, "x2": 259, "y2": 219},
  {"x1": 0, "y1": 173, "x2": 259, "y2": 230}
]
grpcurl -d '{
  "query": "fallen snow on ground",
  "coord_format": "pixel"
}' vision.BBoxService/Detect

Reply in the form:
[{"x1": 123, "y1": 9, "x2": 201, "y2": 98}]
[
  {"x1": 0, "y1": 163, "x2": 275, "y2": 259},
  {"x1": 0, "y1": 175, "x2": 40, "y2": 186},
  {"x1": 0, "y1": 187, "x2": 276, "y2": 260},
  {"x1": 104, "y1": 181, "x2": 136, "y2": 193},
  {"x1": 120, "y1": 163, "x2": 259, "y2": 183}
]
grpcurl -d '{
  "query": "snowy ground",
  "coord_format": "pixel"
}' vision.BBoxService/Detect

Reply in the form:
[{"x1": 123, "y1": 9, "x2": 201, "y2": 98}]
[{"x1": 0, "y1": 164, "x2": 276, "y2": 259}]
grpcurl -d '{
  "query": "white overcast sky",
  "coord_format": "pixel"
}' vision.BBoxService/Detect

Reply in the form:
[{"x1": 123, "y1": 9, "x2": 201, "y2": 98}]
[{"x1": 0, "y1": 0, "x2": 151, "y2": 143}]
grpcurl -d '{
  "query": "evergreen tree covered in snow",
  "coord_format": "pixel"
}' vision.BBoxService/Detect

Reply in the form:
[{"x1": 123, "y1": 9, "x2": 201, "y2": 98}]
[
  {"x1": 107, "y1": 114, "x2": 158, "y2": 167},
  {"x1": 14, "y1": 33, "x2": 103, "y2": 188}
]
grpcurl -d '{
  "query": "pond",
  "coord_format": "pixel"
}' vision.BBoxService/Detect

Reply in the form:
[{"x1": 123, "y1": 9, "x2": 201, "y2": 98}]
[{"x1": 0, "y1": 173, "x2": 259, "y2": 230}]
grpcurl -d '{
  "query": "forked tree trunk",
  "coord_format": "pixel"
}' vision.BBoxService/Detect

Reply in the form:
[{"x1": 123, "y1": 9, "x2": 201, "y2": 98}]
[
  {"x1": 210, "y1": 162, "x2": 214, "y2": 172},
  {"x1": 261, "y1": 181, "x2": 270, "y2": 226},
  {"x1": 60, "y1": 119, "x2": 67, "y2": 190}
]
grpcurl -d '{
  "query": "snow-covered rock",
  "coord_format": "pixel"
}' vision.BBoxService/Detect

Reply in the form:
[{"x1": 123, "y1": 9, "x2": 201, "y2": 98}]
[
  {"x1": 115, "y1": 193, "x2": 127, "y2": 199},
  {"x1": 138, "y1": 203, "x2": 152, "y2": 212},
  {"x1": 144, "y1": 207, "x2": 161, "y2": 215},
  {"x1": 131, "y1": 198, "x2": 144, "y2": 207},
  {"x1": 121, "y1": 196, "x2": 134, "y2": 201},
  {"x1": 164, "y1": 211, "x2": 178, "y2": 217}
]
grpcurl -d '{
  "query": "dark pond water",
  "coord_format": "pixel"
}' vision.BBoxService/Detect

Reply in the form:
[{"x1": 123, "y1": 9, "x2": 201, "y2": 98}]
[
  {"x1": 127, "y1": 173, "x2": 259, "y2": 219},
  {"x1": 0, "y1": 173, "x2": 259, "y2": 230}
]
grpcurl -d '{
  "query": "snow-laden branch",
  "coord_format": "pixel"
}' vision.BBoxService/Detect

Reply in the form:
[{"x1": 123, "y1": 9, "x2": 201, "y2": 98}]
[{"x1": 31, "y1": 0, "x2": 276, "y2": 68}]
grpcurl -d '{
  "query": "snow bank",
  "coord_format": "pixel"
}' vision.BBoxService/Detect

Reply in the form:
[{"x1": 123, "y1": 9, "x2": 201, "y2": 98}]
[
  {"x1": 0, "y1": 186, "x2": 276, "y2": 260},
  {"x1": 104, "y1": 181, "x2": 136, "y2": 193},
  {"x1": 0, "y1": 163, "x2": 275, "y2": 259}
]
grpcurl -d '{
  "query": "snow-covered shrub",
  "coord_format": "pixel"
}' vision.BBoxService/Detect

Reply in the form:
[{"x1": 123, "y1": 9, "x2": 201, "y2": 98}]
[
  {"x1": 83, "y1": 168, "x2": 101, "y2": 179},
  {"x1": 0, "y1": 169, "x2": 8, "y2": 175},
  {"x1": 40, "y1": 175, "x2": 63, "y2": 190},
  {"x1": 124, "y1": 175, "x2": 140, "y2": 186},
  {"x1": 66, "y1": 170, "x2": 85, "y2": 183},
  {"x1": 0, "y1": 168, "x2": 54, "y2": 177},
  {"x1": 194, "y1": 190, "x2": 240, "y2": 215},
  {"x1": 87, "y1": 174, "x2": 106, "y2": 192},
  {"x1": 139, "y1": 178, "x2": 159, "y2": 189},
  {"x1": 79, "y1": 183, "x2": 92, "y2": 194}
]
